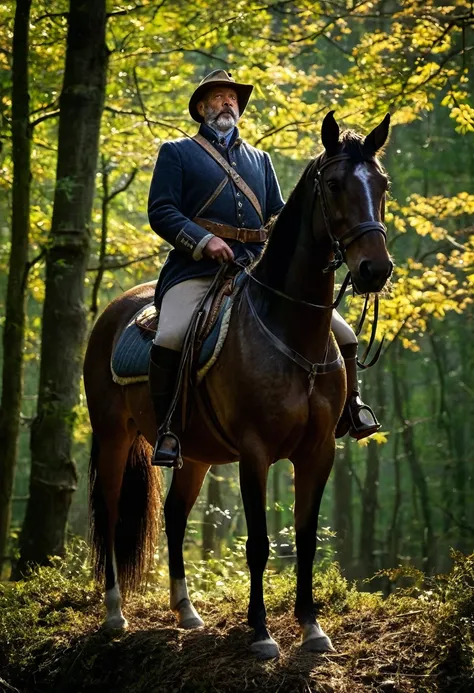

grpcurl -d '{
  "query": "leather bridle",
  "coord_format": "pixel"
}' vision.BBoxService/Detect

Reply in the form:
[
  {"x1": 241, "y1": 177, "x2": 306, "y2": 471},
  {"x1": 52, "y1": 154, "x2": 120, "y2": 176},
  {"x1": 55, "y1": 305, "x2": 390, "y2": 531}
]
[
  {"x1": 241, "y1": 151, "x2": 389, "y2": 375},
  {"x1": 311, "y1": 153, "x2": 387, "y2": 273}
]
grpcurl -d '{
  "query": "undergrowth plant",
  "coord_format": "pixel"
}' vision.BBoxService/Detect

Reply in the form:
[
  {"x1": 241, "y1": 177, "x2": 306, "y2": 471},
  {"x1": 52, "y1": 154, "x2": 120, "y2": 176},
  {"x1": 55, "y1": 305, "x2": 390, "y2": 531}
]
[{"x1": 0, "y1": 544, "x2": 473, "y2": 692}]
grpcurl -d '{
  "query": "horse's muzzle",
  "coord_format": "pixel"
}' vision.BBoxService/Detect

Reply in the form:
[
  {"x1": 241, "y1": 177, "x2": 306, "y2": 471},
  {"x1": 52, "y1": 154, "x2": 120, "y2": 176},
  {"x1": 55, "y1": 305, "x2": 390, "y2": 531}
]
[{"x1": 352, "y1": 258, "x2": 393, "y2": 294}]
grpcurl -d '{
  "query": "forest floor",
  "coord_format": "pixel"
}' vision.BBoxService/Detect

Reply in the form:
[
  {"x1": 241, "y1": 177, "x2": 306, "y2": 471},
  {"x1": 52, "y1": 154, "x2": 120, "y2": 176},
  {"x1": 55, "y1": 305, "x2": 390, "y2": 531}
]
[{"x1": 1, "y1": 550, "x2": 473, "y2": 693}]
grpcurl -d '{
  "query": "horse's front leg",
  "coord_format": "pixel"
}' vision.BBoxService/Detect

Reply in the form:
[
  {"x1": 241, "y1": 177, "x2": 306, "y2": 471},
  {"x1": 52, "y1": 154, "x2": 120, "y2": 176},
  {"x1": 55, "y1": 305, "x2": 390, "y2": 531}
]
[
  {"x1": 293, "y1": 441, "x2": 336, "y2": 652},
  {"x1": 165, "y1": 459, "x2": 210, "y2": 628},
  {"x1": 239, "y1": 448, "x2": 279, "y2": 660}
]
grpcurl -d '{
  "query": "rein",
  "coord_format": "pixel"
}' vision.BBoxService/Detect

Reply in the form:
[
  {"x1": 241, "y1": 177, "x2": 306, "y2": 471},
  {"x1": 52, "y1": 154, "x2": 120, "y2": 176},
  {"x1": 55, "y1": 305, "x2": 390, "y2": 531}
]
[
  {"x1": 244, "y1": 269, "x2": 383, "y2": 371},
  {"x1": 247, "y1": 269, "x2": 352, "y2": 311},
  {"x1": 355, "y1": 292, "x2": 384, "y2": 369},
  {"x1": 243, "y1": 283, "x2": 343, "y2": 396}
]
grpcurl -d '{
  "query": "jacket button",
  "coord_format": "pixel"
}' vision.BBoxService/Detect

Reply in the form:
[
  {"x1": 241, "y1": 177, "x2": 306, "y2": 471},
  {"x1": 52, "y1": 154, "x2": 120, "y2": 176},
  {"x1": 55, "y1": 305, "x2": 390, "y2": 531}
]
[
  {"x1": 238, "y1": 201, "x2": 243, "y2": 208},
  {"x1": 231, "y1": 161, "x2": 237, "y2": 167},
  {"x1": 236, "y1": 192, "x2": 241, "y2": 197}
]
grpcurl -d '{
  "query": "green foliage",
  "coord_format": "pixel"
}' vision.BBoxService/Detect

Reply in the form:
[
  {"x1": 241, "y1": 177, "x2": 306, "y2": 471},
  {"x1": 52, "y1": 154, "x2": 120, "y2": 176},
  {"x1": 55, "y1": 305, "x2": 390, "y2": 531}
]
[{"x1": 0, "y1": 541, "x2": 101, "y2": 675}]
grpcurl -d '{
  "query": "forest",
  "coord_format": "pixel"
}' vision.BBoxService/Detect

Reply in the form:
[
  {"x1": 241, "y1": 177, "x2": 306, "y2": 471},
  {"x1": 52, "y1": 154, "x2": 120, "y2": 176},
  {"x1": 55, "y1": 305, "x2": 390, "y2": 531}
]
[{"x1": 0, "y1": 0, "x2": 474, "y2": 691}]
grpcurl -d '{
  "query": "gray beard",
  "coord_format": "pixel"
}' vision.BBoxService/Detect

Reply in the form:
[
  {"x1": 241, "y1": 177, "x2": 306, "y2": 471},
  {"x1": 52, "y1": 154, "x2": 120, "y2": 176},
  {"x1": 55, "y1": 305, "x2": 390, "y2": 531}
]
[{"x1": 203, "y1": 108, "x2": 238, "y2": 136}]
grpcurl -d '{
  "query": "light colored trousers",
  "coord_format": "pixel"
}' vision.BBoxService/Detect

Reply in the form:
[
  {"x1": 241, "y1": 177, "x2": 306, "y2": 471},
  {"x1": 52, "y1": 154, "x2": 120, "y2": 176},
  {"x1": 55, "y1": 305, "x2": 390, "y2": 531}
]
[{"x1": 154, "y1": 277, "x2": 357, "y2": 351}]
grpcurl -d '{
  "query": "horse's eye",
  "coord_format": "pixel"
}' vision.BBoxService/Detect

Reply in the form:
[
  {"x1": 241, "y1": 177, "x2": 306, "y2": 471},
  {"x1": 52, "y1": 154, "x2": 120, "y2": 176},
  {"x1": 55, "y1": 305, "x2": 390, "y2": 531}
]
[{"x1": 327, "y1": 179, "x2": 339, "y2": 193}]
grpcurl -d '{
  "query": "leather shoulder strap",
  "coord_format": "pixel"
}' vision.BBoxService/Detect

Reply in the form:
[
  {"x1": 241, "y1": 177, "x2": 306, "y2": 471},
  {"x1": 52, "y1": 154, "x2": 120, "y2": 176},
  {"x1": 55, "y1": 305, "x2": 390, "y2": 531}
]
[
  {"x1": 192, "y1": 133, "x2": 264, "y2": 224},
  {"x1": 195, "y1": 176, "x2": 228, "y2": 219}
]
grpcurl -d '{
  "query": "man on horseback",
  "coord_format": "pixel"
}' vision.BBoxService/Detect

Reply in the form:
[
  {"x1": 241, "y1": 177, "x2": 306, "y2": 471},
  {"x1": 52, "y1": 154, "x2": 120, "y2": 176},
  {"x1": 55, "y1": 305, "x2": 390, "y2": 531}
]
[{"x1": 148, "y1": 69, "x2": 379, "y2": 465}]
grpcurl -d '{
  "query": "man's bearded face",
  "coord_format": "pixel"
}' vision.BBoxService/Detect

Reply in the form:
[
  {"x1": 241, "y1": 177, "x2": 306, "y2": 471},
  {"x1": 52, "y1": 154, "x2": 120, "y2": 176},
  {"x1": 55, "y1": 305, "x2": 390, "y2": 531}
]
[{"x1": 199, "y1": 87, "x2": 240, "y2": 133}]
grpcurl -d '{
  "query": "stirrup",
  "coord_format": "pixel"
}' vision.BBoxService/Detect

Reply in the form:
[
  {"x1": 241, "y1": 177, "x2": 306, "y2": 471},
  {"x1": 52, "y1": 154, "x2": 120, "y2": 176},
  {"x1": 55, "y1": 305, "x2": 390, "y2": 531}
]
[
  {"x1": 347, "y1": 393, "x2": 381, "y2": 441},
  {"x1": 152, "y1": 430, "x2": 183, "y2": 469}
]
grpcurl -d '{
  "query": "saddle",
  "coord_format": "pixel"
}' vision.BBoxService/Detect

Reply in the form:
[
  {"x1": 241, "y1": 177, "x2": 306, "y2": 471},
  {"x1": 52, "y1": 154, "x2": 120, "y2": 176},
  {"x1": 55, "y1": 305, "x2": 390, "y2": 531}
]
[{"x1": 110, "y1": 269, "x2": 245, "y2": 388}]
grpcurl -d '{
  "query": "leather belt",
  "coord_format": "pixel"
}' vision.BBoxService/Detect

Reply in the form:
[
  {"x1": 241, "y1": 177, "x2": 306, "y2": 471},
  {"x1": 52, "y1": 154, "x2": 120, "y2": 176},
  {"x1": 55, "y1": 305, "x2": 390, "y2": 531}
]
[{"x1": 193, "y1": 217, "x2": 267, "y2": 243}]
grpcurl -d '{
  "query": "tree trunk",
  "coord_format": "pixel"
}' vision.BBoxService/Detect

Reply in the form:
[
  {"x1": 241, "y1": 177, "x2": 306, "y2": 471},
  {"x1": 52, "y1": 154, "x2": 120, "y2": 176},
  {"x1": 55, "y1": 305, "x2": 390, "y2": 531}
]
[
  {"x1": 15, "y1": 0, "x2": 108, "y2": 574},
  {"x1": 430, "y1": 329, "x2": 468, "y2": 552},
  {"x1": 90, "y1": 158, "x2": 138, "y2": 321},
  {"x1": 386, "y1": 432, "x2": 402, "y2": 569},
  {"x1": 202, "y1": 467, "x2": 222, "y2": 559},
  {"x1": 333, "y1": 443, "x2": 354, "y2": 577},
  {"x1": 0, "y1": 0, "x2": 32, "y2": 576},
  {"x1": 358, "y1": 439, "x2": 380, "y2": 579},
  {"x1": 357, "y1": 368, "x2": 383, "y2": 581},
  {"x1": 272, "y1": 462, "x2": 283, "y2": 538},
  {"x1": 392, "y1": 346, "x2": 435, "y2": 573},
  {"x1": 90, "y1": 154, "x2": 110, "y2": 321}
]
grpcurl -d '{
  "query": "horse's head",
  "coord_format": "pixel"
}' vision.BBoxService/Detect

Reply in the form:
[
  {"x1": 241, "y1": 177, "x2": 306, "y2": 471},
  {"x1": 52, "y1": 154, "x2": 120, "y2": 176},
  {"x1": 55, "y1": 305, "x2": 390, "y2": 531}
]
[{"x1": 315, "y1": 111, "x2": 393, "y2": 294}]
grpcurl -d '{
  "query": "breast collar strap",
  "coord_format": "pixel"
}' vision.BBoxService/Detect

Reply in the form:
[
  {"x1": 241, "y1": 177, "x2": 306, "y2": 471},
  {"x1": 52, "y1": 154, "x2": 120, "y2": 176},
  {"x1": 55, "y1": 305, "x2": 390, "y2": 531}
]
[
  {"x1": 243, "y1": 283, "x2": 343, "y2": 394},
  {"x1": 313, "y1": 154, "x2": 387, "y2": 274}
]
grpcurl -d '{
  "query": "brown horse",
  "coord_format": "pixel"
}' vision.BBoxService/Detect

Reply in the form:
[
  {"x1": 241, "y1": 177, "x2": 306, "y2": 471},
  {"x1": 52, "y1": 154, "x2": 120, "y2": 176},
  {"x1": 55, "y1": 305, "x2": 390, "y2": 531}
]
[{"x1": 84, "y1": 112, "x2": 393, "y2": 659}]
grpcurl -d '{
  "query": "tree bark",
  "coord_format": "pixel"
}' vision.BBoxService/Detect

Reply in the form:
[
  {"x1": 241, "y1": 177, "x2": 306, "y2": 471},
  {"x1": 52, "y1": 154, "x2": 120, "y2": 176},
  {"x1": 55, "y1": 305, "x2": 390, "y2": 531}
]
[
  {"x1": 0, "y1": 0, "x2": 32, "y2": 577},
  {"x1": 15, "y1": 0, "x2": 108, "y2": 574}
]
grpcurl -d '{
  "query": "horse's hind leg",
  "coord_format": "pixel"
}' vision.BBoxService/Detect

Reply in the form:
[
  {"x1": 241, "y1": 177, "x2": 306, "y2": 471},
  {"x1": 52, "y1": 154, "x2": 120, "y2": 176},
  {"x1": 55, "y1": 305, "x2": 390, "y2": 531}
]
[
  {"x1": 165, "y1": 459, "x2": 210, "y2": 628},
  {"x1": 90, "y1": 426, "x2": 135, "y2": 630},
  {"x1": 293, "y1": 442, "x2": 335, "y2": 652}
]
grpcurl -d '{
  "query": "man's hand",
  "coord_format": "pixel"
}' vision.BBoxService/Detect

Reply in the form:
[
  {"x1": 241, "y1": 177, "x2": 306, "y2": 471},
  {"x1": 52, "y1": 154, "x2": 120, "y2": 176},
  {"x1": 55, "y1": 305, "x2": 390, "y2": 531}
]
[{"x1": 203, "y1": 236, "x2": 234, "y2": 263}]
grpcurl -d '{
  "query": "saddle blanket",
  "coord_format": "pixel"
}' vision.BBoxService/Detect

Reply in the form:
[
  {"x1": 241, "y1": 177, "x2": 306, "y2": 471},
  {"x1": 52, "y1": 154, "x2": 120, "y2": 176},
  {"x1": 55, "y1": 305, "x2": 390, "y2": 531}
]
[{"x1": 110, "y1": 295, "x2": 234, "y2": 386}]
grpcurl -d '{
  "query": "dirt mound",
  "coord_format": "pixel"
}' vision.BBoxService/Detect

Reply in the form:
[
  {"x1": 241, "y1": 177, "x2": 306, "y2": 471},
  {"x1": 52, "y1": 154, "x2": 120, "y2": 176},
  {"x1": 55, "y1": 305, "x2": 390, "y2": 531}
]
[{"x1": 1, "y1": 557, "x2": 473, "y2": 692}]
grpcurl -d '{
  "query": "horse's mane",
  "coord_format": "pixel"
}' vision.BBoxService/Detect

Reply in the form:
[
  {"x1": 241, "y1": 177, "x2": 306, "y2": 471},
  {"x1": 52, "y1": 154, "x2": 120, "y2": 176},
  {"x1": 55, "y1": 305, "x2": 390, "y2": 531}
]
[{"x1": 339, "y1": 130, "x2": 366, "y2": 162}]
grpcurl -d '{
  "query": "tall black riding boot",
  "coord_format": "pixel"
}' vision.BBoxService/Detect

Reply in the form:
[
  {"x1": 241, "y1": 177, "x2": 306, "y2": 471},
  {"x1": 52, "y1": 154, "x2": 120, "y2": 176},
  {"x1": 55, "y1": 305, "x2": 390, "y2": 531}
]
[
  {"x1": 335, "y1": 344, "x2": 381, "y2": 441},
  {"x1": 148, "y1": 343, "x2": 182, "y2": 466}
]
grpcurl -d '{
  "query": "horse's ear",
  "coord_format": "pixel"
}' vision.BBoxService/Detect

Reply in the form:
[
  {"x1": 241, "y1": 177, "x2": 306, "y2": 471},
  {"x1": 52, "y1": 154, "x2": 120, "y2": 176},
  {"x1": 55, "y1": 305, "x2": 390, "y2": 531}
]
[
  {"x1": 321, "y1": 111, "x2": 340, "y2": 157},
  {"x1": 363, "y1": 113, "x2": 390, "y2": 156}
]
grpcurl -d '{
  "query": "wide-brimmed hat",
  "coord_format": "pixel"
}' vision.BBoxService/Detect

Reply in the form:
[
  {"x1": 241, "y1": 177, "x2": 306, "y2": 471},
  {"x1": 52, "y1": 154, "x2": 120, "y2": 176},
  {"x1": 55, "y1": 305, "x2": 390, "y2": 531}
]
[{"x1": 189, "y1": 69, "x2": 253, "y2": 123}]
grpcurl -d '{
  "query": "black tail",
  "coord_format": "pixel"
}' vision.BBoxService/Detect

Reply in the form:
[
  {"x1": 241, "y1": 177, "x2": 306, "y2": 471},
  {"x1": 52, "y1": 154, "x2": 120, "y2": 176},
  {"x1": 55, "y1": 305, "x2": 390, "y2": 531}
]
[{"x1": 89, "y1": 433, "x2": 162, "y2": 595}]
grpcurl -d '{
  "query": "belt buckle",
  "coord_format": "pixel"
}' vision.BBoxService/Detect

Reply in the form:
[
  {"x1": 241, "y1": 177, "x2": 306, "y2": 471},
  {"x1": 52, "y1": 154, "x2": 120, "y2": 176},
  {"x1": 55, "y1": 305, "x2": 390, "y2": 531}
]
[{"x1": 236, "y1": 228, "x2": 244, "y2": 242}]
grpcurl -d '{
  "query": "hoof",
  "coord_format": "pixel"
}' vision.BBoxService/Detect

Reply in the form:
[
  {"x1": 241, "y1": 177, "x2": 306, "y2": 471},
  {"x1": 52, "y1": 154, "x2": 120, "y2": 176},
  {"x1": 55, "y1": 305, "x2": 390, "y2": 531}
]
[
  {"x1": 301, "y1": 623, "x2": 334, "y2": 653},
  {"x1": 180, "y1": 614, "x2": 204, "y2": 630},
  {"x1": 250, "y1": 636, "x2": 280, "y2": 660},
  {"x1": 103, "y1": 615, "x2": 128, "y2": 632},
  {"x1": 175, "y1": 599, "x2": 204, "y2": 630}
]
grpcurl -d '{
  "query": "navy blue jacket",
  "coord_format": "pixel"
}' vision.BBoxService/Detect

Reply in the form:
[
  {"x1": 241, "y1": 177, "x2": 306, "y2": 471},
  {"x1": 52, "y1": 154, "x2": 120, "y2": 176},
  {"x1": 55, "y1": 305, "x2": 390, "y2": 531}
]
[{"x1": 148, "y1": 123, "x2": 284, "y2": 303}]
